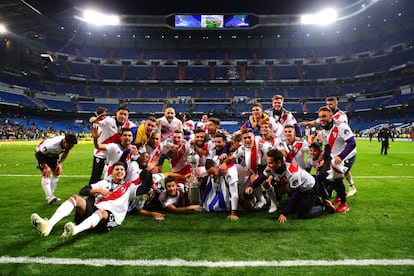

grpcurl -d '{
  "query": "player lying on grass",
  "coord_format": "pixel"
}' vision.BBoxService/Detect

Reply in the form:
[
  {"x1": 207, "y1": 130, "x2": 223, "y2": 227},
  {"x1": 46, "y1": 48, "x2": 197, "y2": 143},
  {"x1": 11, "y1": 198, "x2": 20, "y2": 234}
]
[{"x1": 31, "y1": 162, "x2": 153, "y2": 240}]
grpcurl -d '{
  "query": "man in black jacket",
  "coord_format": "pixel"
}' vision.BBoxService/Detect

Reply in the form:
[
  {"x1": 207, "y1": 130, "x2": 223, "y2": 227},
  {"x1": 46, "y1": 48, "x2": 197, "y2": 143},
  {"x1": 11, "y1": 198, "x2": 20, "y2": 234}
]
[{"x1": 378, "y1": 124, "x2": 394, "y2": 155}]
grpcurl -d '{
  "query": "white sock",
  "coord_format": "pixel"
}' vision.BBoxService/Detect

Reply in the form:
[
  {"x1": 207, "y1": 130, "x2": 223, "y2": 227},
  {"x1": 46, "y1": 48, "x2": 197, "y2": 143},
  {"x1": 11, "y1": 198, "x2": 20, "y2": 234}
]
[
  {"x1": 346, "y1": 176, "x2": 354, "y2": 186},
  {"x1": 50, "y1": 176, "x2": 60, "y2": 194},
  {"x1": 41, "y1": 177, "x2": 52, "y2": 200},
  {"x1": 253, "y1": 187, "x2": 265, "y2": 202},
  {"x1": 266, "y1": 186, "x2": 278, "y2": 207},
  {"x1": 73, "y1": 212, "x2": 102, "y2": 235},
  {"x1": 48, "y1": 198, "x2": 76, "y2": 229}
]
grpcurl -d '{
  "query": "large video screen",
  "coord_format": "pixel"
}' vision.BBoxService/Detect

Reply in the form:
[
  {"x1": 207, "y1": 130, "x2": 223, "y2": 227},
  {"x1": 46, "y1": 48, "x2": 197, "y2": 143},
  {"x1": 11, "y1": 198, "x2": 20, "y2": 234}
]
[
  {"x1": 175, "y1": 15, "x2": 201, "y2": 28},
  {"x1": 169, "y1": 14, "x2": 257, "y2": 29},
  {"x1": 224, "y1": 14, "x2": 250, "y2": 28},
  {"x1": 201, "y1": 15, "x2": 224, "y2": 28}
]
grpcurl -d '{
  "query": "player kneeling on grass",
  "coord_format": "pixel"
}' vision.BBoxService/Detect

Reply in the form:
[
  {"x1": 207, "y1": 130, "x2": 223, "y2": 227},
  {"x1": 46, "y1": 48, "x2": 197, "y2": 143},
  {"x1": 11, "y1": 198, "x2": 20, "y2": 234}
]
[
  {"x1": 245, "y1": 149, "x2": 335, "y2": 223},
  {"x1": 158, "y1": 176, "x2": 202, "y2": 213},
  {"x1": 31, "y1": 162, "x2": 153, "y2": 240}
]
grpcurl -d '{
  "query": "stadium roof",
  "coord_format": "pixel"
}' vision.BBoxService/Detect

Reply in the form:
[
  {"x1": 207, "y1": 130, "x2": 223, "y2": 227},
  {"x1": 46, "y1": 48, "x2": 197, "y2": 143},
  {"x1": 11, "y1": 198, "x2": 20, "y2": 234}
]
[{"x1": 24, "y1": 0, "x2": 360, "y2": 16}]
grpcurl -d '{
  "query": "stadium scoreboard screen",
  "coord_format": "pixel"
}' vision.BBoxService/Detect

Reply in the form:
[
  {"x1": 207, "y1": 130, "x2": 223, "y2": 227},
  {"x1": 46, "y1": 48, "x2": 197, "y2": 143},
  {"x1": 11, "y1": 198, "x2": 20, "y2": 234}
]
[{"x1": 167, "y1": 14, "x2": 258, "y2": 29}]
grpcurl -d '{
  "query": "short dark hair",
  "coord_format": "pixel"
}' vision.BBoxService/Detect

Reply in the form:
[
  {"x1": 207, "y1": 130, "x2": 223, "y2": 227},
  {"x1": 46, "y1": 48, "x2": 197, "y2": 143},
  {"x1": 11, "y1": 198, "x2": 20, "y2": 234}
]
[
  {"x1": 121, "y1": 128, "x2": 133, "y2": 134},
  {"x1": 208, "y1": 117, "x2": 221, "y2": 126},
  {"x1": 146, "y1": 116, "x2": 157, "y2": 122},
  {"x1": 240, "y1": 128, "x2": 253, "y2": 135},
  {"x1": 267, "y1": 149, "x2": 284, "y2": 162},
  {"x1": 205, "y1": 159, "x2": 217, "y2": 170},
  {"x1": 309, "y1": 142, "x2": 322, "y2": 151},
  {"x1": 214, "y1": 132, "x2": 226, "y2": 141},
  {"x1": 95, "y1": 106, "x2": 107, "y2": 116},
  {"x1": 325, "y1": 96, "x2": 338, "y2": 103},
  {"x1": 112, "y1": 161, "x2": 127, "y2": 171},
  {"x1": 64, "y1": 133, "x2": 78, "y2": 144},
  {"x1": 117, "y1": 105, "x2": 129, "y2": 112},
  {"x1": 164, "y1": 176, "x2": 176, "y2": 184}
]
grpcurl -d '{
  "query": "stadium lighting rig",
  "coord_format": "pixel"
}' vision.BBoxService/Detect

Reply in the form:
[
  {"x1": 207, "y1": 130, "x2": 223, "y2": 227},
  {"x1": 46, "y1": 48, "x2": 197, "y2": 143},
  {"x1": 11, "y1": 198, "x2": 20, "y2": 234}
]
[
  {"x1": 0, "y1": 23, "x2": 7, "y2": 34},
  {"x1": 75, "y1": 9, "x2": 120, "y2": 26},
  {"x1": 300, "y1": 8, "x2": 338, "y2": 25}
]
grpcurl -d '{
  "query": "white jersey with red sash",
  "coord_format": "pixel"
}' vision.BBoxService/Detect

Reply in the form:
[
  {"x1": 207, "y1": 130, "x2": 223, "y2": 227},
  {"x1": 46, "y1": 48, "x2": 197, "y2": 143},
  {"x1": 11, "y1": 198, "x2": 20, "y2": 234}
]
[
  {"x1": 102, "y1": 143, "x2": 140, "y2": 183},
  {"x1": 257, "y1": 136, "x2": 279, "y2": 165},
  {"x1": 265, "y1": 108, "x2": 298, "y2": 139},
  {"x1": 320, "y1": 120, "x2": 356, "y2": 161},
  {"x1": 264, "y1": 162, "x2": 315, "y2": 192},
  {"x1": 332, "y1": 110, "x2": 348, "y2": 125},
  {"x1": 232, "y1": 139, "x2": 262, "y2": 174},
  {"x1": 277, "y1": 139, "x2": 309, "y2": 169},
  {"x1": 95, "y1": 181, "x2": 138, "y2": 225},
  {"x1": 157, "y1": 140, "x2": 192, "y2": 174},
  {"x1": 94, "y1": 116, "x2": 136, "y2": 158}
]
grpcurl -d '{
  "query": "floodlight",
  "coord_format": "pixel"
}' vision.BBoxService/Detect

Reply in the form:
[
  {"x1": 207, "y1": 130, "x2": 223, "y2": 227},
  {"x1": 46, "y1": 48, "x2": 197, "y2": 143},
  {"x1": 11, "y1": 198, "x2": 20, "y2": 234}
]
[
  {"x1": 0, "y1": 23, "x2": 7, "y2": 34},
  {"x1": 40, "y1": 53, "x2": 54, "y2": 63},
  {"x1": 77, "y1": 9, "x2": 120, "y2": 26},
  {"x1": 301, "y1": 8, "x2": 338, "y2": 25}
]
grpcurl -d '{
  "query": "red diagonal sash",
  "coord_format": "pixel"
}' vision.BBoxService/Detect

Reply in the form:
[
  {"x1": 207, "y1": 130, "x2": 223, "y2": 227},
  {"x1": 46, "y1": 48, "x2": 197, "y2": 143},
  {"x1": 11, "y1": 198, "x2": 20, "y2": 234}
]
[
  {"x1": 286, "y1": 142, "x2": 302, "y2": 162},
  {"x1": 328, "y1": 126, "x2": 339, "y2": 149},
  {"x1": 250, "y1": 142, "x2": 258, "y2": 174}
]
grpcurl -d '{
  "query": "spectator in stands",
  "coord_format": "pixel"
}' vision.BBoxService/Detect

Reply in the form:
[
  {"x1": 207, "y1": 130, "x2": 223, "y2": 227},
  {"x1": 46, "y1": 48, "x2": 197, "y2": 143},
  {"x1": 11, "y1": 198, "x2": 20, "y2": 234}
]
[
  {"x1": 378, "y1": 124, "x2": 394, "y2": 155},
  {"x1": 88, "y1": 106, "x2": 136, "y2": 184},
  {"x1": 35, "y1": 133, "x2": 78, "y2": 204},
  {"x1": 264, "y1": 94, "x2": 301, "y2": 138}
]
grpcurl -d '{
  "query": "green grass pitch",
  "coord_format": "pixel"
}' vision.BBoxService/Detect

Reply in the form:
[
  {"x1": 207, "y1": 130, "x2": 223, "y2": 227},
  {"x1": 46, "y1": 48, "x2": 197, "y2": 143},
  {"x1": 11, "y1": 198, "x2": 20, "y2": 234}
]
[{"x1": 0, "y1": 139, "x2": 413, "y2": 275}]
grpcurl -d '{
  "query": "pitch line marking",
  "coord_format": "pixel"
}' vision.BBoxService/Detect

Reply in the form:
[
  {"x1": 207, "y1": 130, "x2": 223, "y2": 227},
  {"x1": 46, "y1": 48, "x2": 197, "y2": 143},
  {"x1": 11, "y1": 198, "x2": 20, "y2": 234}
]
[{"x1": 1, "y1": 256, "x2": 414, "y2": 267}]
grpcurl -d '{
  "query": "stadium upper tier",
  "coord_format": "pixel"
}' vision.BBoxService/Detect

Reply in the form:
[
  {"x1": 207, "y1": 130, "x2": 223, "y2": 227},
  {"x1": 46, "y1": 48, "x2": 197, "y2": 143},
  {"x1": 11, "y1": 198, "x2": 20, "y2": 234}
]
[{"x1": 16, "y1": 43, "x2": 413, "y2": 83}]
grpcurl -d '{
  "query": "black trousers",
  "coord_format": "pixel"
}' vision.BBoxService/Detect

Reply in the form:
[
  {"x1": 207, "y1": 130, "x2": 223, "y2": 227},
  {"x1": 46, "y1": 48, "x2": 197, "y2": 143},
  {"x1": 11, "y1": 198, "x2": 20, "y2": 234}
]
[
  {"x1": 381, "y1": 141, "x2": 389, "y2": 155},
  {"x1": 89, "y1": 156, "x2": 106, "y2": 184}
]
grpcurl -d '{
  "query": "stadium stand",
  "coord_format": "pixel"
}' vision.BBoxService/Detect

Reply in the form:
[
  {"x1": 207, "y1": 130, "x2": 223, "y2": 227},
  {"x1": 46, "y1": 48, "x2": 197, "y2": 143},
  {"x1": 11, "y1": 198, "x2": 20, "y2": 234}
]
[{"x1": 0, "y1": 0, "x2": 413, "y2": 135}]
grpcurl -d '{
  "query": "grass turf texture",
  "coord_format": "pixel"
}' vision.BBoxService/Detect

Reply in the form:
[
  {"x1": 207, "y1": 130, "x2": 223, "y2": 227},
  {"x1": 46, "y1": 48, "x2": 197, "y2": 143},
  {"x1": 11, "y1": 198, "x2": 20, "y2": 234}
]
[{"x1": 0, "y1": 139, "x2": 413, "y2": 275}]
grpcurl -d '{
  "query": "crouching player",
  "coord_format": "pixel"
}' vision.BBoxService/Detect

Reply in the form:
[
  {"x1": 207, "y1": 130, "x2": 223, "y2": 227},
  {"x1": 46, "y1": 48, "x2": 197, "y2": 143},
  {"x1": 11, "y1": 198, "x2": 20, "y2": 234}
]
[
  {"x1": 30, "y1": 162, "x2": 153, "y2": 239},
  {"x1": 245, "y1": 149, "x2": 335, "y2": 223}
]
